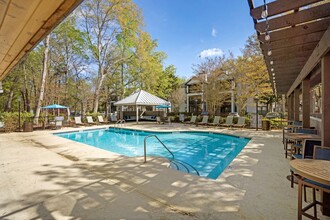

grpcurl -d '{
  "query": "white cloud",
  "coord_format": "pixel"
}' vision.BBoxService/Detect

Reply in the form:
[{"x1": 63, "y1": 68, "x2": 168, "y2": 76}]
[
  {"x1": 199, "y1": 48, "x2": 224, "y2": 59},
  {"x1": 211, "y1": 28, "x2": 217, "y2": 37}
]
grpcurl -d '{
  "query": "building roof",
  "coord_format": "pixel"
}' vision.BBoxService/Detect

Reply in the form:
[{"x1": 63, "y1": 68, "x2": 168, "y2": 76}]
[
  {"x1": 114, "y1": 90, "x2": 169, "y2": 106},
  {"x1": 0, "y1": 0, "x2": 83, "y2": 80}
]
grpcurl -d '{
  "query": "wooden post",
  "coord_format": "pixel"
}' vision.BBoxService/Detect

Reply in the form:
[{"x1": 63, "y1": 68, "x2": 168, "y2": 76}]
[
  {"x1": 294, "y1": 88, "x2": 300, "y2": 121},
  {"x1": 322, "y1": 53, "x2": 330, "y2": 146},
  {"x1": 288, "y1": 94, "x2": 293, "y2": 121},
  {"x1": 302, "y1": 78, "x2": 310, "y2": 128},
  {"x1": 322, "y1": 52, "x2": 330, "y2": 216}
]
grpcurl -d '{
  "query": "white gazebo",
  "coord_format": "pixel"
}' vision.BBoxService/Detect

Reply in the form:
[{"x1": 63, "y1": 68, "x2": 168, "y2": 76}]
[{"x1": 114, "y1": 90, "x2": 170, "y2": 123}]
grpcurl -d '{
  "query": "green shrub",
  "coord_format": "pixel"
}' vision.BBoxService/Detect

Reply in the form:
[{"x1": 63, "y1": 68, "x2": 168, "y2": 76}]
[
  {"x1": 269, "y1": 118, "x2": 287, "y2": 129},
  {"x1": 0, "y1": 112, "x2": 34, "y2": 132}
]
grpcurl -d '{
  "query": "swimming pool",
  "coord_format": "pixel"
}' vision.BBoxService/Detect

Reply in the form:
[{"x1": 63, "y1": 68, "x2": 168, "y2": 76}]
[{"x1": 56, "y1": 128, "x2": 250, "y2": 179}]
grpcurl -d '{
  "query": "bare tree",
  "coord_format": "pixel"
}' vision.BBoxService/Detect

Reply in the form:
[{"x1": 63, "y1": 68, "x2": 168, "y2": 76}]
[{"x1": 34, "y1": 34, "x2": 50, "y2": 124}]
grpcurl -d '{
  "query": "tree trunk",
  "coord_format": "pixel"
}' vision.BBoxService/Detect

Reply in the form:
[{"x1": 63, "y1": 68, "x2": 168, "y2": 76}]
[
  {"x1": 92, "y1": 71, "x2": 106, "y2": 114},
  {"x1": 22, "y1": 61, "x2": 31, "y2": 112},
  {"x1": 34, "y1": 34, "x2": 50, "y2": 124},
  {"x1": 4, "y1": 89, "x2": 14, "y2": 112}
]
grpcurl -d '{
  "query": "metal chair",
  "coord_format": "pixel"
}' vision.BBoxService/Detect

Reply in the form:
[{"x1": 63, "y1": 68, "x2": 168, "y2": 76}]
[{"x1": 289, "y1": 128, "x2": 318, "y2": 159}]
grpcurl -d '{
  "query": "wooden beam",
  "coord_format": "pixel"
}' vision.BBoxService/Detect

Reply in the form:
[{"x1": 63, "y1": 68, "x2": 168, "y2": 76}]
[
  {"x1": 287, "y1": 26, "x2": 330, "y2": 96},
  {"x1": 255, "y1": 3, "x2": 330, "y2": 33},
  {"x1": 0, "y1": 0, "x2": 11, "y2": 29},
  {"x1": 251, "y1": 0, "x2": 321, "y2": 20},
  {"x1": 271, "y1": 66, "x2": 303, "y2": 73},
  {"x1": 261, "y1": 42, "x2": 317, "y2": 55},
  {"x1": 258, "y1": 31, "x2": 324, "y2": 49},
  {"x1": 0, "y1": 0, "x2": 83, "y2": 80},
  {"x1": 270, "y1": 53, "x2": 311, "y2": 61},
  {"x1": 272, "y1": 60, "x2": 307, "y2": 67},
  {"x1": 258, "y1": 18, "x2": 330, "y2": 41}
]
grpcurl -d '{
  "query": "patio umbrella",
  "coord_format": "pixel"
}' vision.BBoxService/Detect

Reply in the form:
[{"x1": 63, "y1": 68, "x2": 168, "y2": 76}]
[
  {"x1": 41, "y1": 104, "x2": 70, "y2": 121},
  {"x1": 41, "y1": 104, "x2": 68, "y2": 109},
  {"x1": 155, "y1": 105, "x2": 171, "y2": 109},
  {"x1": 155, "y1": 105, "x2": 171, "y2": 117}
]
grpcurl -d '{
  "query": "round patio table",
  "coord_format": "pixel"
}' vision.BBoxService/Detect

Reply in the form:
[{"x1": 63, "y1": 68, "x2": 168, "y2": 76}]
[{"x1": 290, "y1": 159, "x2": 330, "y2": 220}]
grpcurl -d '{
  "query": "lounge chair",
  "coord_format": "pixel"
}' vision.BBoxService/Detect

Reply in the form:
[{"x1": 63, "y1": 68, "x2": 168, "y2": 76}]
[
  {"x1": 221, "y1": 116, "x2": 234, "y2": 127},
  {"x1": 208, "y1": 116, "x2": 221, "y2": 126},
  {"x1": 185, "y1": 115, "x2": 197, "y2": 124},
  {"x1": 97, "y1": 115, "x2": 108, "y2": 124},
  {"x1": 74, "y1": 116, "x2": 86, "y2": 127},
  {"x1": 86, "y1": 116, "x2": 97, "y2": 125},
  {"x1": 232, "y1": 117, "x2": 246, "y2": 128},
  {"x1": 198, "y1": 116, "x2": 209, "y2": 125}
]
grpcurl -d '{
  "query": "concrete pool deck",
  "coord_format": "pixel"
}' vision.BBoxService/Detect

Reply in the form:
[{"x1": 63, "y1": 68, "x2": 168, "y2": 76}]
[{"x1": 0, "y1": 122, "x2": 328, "y2": 219}]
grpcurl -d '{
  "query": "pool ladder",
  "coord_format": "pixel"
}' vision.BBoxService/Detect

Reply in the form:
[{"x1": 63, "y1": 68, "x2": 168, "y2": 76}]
[{"x1": 143, "y1": 135, "x2": 200, "y2": 176}]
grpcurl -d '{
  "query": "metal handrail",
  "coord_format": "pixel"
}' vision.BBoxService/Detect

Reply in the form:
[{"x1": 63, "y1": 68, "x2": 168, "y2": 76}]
[
  {"x1": 173, "y1": 159, "x2": 200, "y2": 176},
  {"x1": 144, "y1": 135, "x2": 174, "y2": 163},
  {"x1": 114, "y1": 119, "x2": 125, "y2": 127}
]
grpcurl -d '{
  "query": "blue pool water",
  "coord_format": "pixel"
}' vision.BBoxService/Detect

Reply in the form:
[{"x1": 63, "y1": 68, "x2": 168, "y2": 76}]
[{"x1": 56, "y1": 128, "x2": 250, "y2": 179}]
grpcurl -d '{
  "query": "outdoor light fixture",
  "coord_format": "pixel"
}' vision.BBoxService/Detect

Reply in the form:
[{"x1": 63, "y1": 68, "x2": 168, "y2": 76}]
[
  {"x1": 254, "y1": 95, "x2": 259, "y2": 131},
  {"x1": 265, "y1": 32, "x2": 270, "y2": 41},
  {"x1": 271, "y1": 68, "x2": 274, "y2": 72},
  {"x1": 270, "y1": 60, "x2": 274, "y2": 65},
  {"x1": 267, "y1": 49, "x2": 272, "y2": 56},
  {"x1": 261, "y1": 0, "x2": 268, "y2": 18},
  {"x1": 261, "y1": 4, "x2": 268, "y2": 18}
]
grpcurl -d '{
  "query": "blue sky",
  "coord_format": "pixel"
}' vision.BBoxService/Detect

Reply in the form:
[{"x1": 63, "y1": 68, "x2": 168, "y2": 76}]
[{"x1": 133, "y1": 0, "x2": 266, "y2": 79}]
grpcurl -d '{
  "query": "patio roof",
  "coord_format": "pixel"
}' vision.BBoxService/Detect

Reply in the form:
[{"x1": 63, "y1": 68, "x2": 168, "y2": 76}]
[
  {"x1": 247, "y1": 0, "x2": 330, "y2": 95},
  {"x1": 0, "y1": 0, "x2": 83, "y2": 81},
  {"x1": 114, "y1": 90, "x2": 169, "y2": 106}
]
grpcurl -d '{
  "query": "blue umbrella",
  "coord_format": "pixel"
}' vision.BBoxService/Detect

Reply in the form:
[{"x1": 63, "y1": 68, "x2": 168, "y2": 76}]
[
  {"x1": 42, "y1": 104, "x2": 68, "y2": 109},
  {"x1": 155, "y1": 105, "x2": 171, "y2": 109}
]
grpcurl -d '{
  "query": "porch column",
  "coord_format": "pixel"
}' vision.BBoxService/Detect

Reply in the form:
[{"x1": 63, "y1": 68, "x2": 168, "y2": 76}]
[
  {"x1": 302, "y1": 78, "x2": 310, "y2": 128},
  {"x1": 294, "y1": 88, "x2": 300, "y2": 121},
  {"x1": 136, "y1": 105, "x2": 139, "y2": 124},
  {"x1": 321, "y1": 52, "x2": 330, "y2": 217},
  {"x1": 287, "y1": 94, "x2": 292, "y2": 121},
  {"x1": 186, "y1": 96, "x2": 189, "y2": 113},
  {"x1": 322, "y1": 53, "x2": 330, "y2": 146},
  {"x1": 231, "y1": 91, "x2": 235, "y2": 113},
  {"x1": 282, "y1": 94, "x2": 286, "y2": 115}
]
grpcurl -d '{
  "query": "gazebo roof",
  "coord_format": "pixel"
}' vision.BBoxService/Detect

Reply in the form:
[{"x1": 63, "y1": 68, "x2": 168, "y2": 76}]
[{"x1": 114, "y1": 90, "x2": 169, "y2": 106}]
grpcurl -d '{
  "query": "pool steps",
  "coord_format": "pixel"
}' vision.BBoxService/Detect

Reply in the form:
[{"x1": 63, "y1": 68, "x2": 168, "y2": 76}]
[{"x1": 144, "y1": 134, "x2": 200, "y2": 177}]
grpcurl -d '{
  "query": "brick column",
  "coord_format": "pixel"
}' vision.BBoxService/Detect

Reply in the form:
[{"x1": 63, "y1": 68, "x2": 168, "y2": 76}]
[{"x1": 302, "y1": 78, "x2": 310, "y2": 128}]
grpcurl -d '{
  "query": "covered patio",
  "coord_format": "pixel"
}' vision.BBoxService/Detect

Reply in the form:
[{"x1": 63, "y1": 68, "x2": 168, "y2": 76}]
[
  {"x1": 248, "y1": 0, "x2": 330, "y2": 219},
  {"x1": 114, "y1": 90, "x2": 170, "y2": 123}
]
